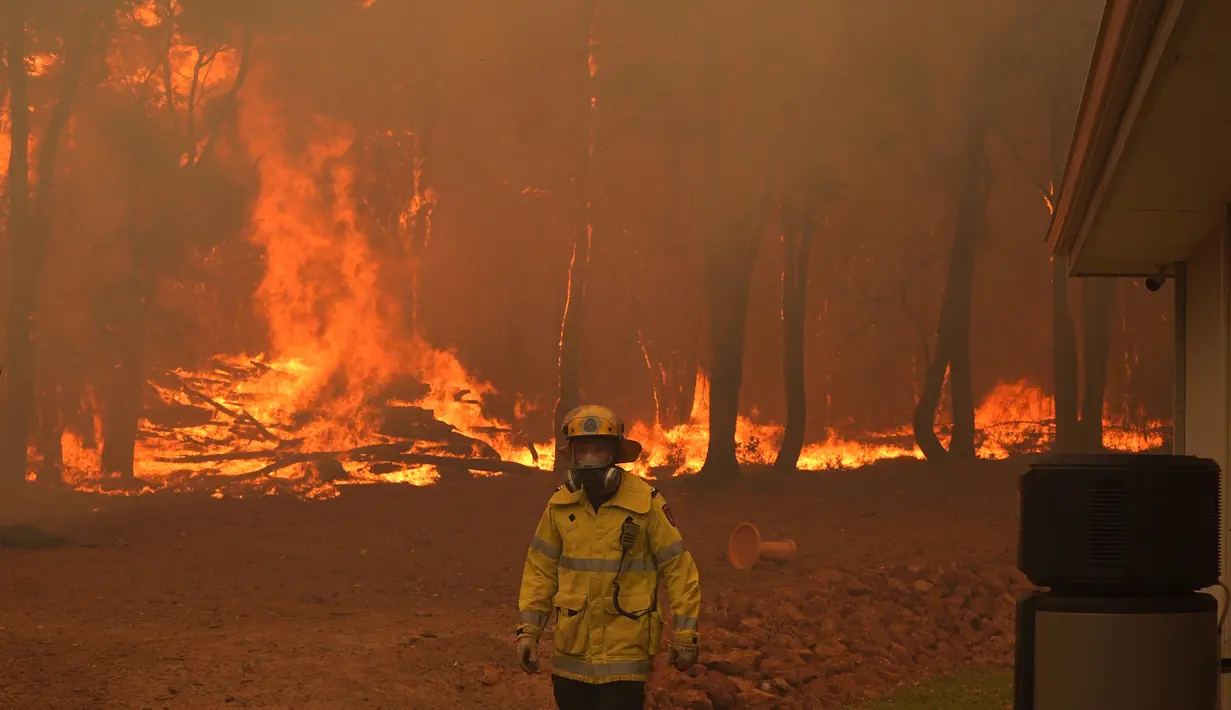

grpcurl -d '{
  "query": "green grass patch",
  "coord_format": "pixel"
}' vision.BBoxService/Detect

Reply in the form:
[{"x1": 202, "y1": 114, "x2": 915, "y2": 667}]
[{"x1": 853, "y1": 667, "x2": 1013, "y2": 710}]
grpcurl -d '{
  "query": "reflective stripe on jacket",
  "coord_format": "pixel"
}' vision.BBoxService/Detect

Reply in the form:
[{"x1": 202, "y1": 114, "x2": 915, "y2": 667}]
[{"x1": 517, "y1": 471, "x2": 702, "y2": 683}]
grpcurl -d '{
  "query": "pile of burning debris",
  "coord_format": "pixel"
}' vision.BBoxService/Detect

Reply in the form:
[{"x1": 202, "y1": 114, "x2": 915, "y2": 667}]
[{"x1": 100, "y1": 354, "x2": 550, "y2": 496}]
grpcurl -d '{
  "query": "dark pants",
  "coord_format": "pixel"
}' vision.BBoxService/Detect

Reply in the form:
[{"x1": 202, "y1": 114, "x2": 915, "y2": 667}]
[{"x1": 552, "y1": 674, "x2": 646, "y2": 710}]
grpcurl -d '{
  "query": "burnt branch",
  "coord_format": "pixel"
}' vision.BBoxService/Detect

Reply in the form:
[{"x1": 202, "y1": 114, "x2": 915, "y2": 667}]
[
  {"x1": 196, "y1": 28, "x2": 252, "y2": 165},
  {"x1": 168, "y1": 377, "x2": 282, "y2": 443},
  {"x1": 160, "y1": 0, "x2": 178, "y2": 139}
]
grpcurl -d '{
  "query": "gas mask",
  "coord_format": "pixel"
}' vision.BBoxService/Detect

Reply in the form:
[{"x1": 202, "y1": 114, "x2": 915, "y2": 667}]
[{"x1": 565, "y1": 437, "x2": 622, "y2": 494}]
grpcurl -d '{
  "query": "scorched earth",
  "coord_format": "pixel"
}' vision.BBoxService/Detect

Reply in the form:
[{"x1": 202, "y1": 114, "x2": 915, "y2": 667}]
[{"x1": 0, "y1": 457, "x2": 1025, "y2": 710}]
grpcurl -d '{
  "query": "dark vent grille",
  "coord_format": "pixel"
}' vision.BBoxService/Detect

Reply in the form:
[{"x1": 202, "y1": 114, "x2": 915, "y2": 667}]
[
  {"x1": 1086, "y1": 481, "x2": 1128, "y2": 569},
  {"x1": 1019, "y1": 454, "x2": 1221, "y2": 589}
]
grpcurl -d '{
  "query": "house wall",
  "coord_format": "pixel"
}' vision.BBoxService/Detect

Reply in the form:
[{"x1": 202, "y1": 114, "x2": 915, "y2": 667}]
[{"x1": 1181, "y1": 222, "x2": 1230, "y2": 705}]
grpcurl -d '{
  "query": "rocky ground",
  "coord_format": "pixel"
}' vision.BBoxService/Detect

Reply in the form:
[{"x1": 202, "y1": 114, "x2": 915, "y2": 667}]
[
  {"x1": 0, "y1": 456, "x2": 1023, "y2": 709},
  {"x1": 650, "y1": 561, "x2": 1027, "y2": 709}
]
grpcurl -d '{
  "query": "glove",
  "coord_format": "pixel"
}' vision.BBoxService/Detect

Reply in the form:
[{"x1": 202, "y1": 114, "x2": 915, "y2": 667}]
[
  {"x1": 668, "y1": 643, "x2": 698, "y2": 671},
  {"x1": 517, "y1": 634, "x2": 539, "y2": 673}
]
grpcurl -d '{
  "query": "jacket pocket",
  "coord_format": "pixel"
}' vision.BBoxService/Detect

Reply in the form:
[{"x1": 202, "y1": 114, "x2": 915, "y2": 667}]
[
  {"x1": 602, "y1": 591, "x2": 658, "y2": 658},
  {"x1": 551, "y1": 592, "x2": 589, "y2": 657}
]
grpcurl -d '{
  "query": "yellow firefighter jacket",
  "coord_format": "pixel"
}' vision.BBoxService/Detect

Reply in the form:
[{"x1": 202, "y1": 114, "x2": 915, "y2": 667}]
[{"x1": 516, "y1": 471, "x2": 702, "y2": 683}]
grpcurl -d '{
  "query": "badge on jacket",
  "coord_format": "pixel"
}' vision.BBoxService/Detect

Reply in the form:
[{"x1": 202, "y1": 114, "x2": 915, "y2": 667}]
[{"x1": 662, "y1": 503, "x2": 677, "y2": 528}]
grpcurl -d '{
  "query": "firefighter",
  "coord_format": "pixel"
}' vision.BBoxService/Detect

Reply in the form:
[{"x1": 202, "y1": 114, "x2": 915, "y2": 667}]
[{"x1": 516, "y1": 404, "x2": 702, "y2": 709}]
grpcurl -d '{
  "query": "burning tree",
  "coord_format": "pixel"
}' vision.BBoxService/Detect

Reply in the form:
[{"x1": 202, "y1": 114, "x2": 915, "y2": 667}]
[
  {"x1": 85, "y1": 1, "x2": 256, "y2": 484},
  {"x1": 0, "y1": 0, "x2": 126, "y2": 487},
  {"x1": 551, "y1": 0, "x2": 599, "y2": 469}
]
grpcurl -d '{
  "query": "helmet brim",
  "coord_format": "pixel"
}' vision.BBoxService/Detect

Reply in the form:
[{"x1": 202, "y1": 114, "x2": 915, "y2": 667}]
[
  {"x1": 558, "y1": 437, "x2": 643, "y2": 465},
  {"x1": 614, "y1": 438, "x2": 642, "y2": 465}
]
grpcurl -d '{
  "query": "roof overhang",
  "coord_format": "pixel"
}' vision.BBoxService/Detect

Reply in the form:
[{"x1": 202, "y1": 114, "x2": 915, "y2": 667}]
[{"x1": 1046, "y1": 0, "x2": 1231, "y2": 276}]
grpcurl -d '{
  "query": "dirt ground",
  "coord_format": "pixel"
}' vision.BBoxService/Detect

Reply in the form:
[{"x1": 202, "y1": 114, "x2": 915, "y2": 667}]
[{"x1": 0, "y1": 457, "x2": 1022, "y2": 710}]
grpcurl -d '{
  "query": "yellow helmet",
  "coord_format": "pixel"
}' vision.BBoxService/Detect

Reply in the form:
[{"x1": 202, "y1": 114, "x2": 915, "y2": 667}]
[{"x1": 558, "y1": 404, "x2": 642, "y2": 465}]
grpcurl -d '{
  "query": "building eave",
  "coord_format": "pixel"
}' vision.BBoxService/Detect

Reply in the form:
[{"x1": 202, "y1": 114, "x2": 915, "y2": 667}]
[{"x1": 1046, "y1": 0, "x2": 1175, "y2": 260}]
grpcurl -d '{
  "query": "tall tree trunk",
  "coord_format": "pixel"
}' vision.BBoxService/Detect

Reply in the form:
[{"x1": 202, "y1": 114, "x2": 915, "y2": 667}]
[
  {"x1": 0, "y1": 4, "x2": 92, "y2": 486},
  {"x1": 99, "y1": 235, "x2": 149, "y2": 483},
  {"x1": 912, "y1": 349, "x2": 949, "y2": 461},
  {"x1": 1076, "y1": 278, "x2": 1116, "y2": 450},
  {"x1": 912, "y1": 111, "x2": 989, "y2": 462},
  {"x1": 774, "y1": 201, "x2": 814, "y2": 472},
  {"x1": 35, "y1": 385, "x2": 64, "y2": 484},
  {"x1": 405, "y1": 131, "x2": 434, "y2": 339},
  {"x1": 699, "y1": 260, "x2": 754, "y2": 480},
  {"x1": 1046, "y1": 41, "x2": 1081, "y2": 454},
  {"x1": 0, "y1": 10, "x2": 33, "y2": 487},
  {"x1": 552, "y1": 1, "x2": 597, "y2": 468},
  {"x1": 1051, "y1": 260, "x2": 1080, "y2": 450},
  {"x1": 668, "y1": 340, "x2": 700, "y2": 427},
  {"x1": 699, "y1": 208, "x2": 767, "y2": 481}
]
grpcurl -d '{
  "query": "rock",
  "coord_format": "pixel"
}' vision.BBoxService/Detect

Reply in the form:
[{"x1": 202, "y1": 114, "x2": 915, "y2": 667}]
[
  {"x1": 780, "y1": 602, "x2": 808, "y2": 623},
  {"x1": 736, "y1": 688, "x2": 784, "y2": 709},
  {"x1": 479, "y1": 664, "x2": 502, "y2": 686},
  {"x1": 670, "y1": 689, "x2": 714, "y2": 710},
  {"x1": 825, "y1": 673, "x2": 858, "y2": 696},
  {"x1": 704, "y1": 649, "x2": 761, "y2": 676},
  {"x1": 695, "y1": 672, "x2": 740, "y2": 709}
]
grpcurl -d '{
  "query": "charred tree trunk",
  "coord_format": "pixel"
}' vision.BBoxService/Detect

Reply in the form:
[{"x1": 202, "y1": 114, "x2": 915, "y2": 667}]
[
  {"x1": 912, "y1": 349, "x2": 949, "y2": 461},
  {"x1": 99, "y1": 265, "x2": 148, "y2": 483},
  {"x1": 0, "y1": 5, "x2": 93, "y2": 486},
  {"x1": 552, "y1": 1, "x2": 597, "y2": 469},
  {"x1": 699, "y1": 256, "x2": 755, "y2": 480},
  {"x1": 1046, "y1": 47, "x2": 1081, "y2": 454},
  {"x1": 1051, "y1": 260, "x2": 1080, "y2": 450},
  {"x1": 912, "y1": 112, "x2": 988, "y2": 462},
  {"x1": 35, "y1": 385, "x2": 64, "y2": 484},
  {"x1": 1038, "y1": 5, "x2": 1098, "y2": 454},
  {"x1": 93, "y1": 25, "x2": 252, "y2": 482},
  {"x1": 774, "y1": 201, "x2": 814, "y2": 472},
  {"x1": 942, "y1": 125, "x2": 987, "y2": 460},
  {"x1": 666, "y1": 343, "x2": 700, "y2": 428},
  {"x1": 552, "y1": 183, "x2": 592, "y2": 469},
  {"x1": 1076, "y1": 278, "x2": 1116, "y2": 450},
  {"x1": 0, "y1": 10, "x2": 34, "y2": 486},
  {"x1": 405, "y1": 130, "x2": 434, "y2": 339},
  {"x1": 699, "y1": 208, "x2": 767, "y2": 482}
]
